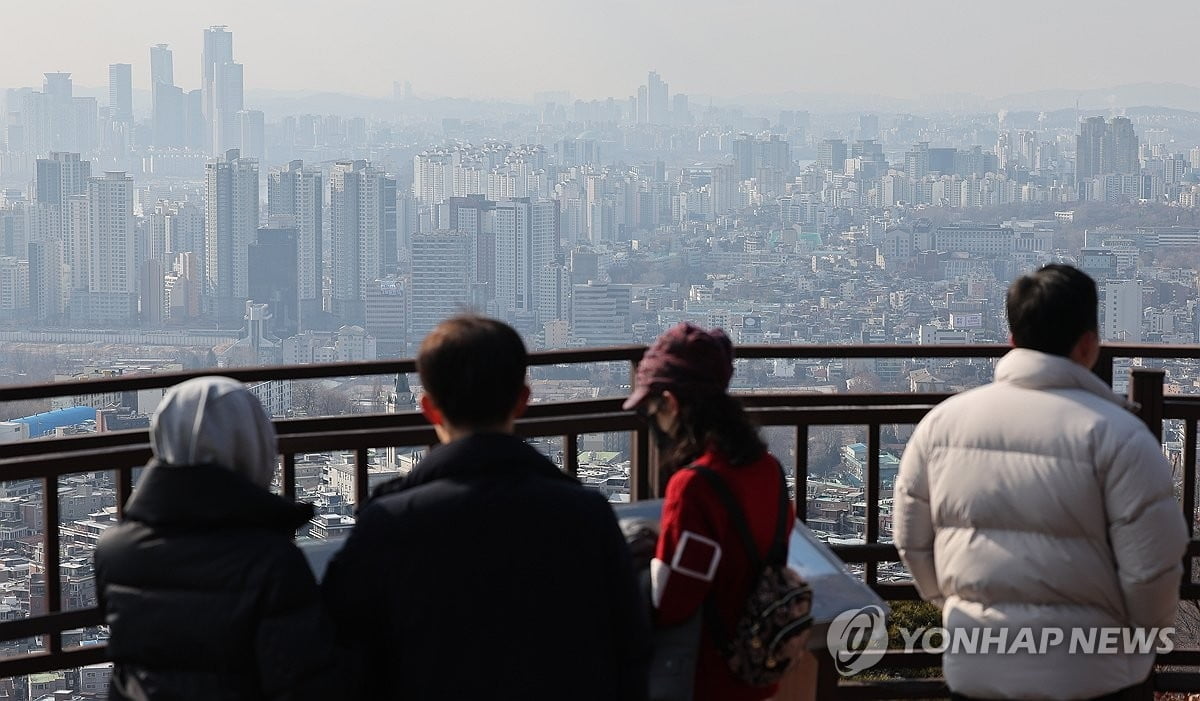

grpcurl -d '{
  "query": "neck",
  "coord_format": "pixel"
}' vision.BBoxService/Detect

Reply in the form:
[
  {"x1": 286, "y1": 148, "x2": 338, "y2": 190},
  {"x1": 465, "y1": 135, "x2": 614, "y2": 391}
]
[{"x1": 435, "y1": 421, "x2": 515, "y2": 444}]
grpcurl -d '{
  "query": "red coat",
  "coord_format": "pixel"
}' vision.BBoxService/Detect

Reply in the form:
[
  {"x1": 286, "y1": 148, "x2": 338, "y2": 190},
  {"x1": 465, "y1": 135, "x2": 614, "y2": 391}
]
[{"x1": 652, "y1": 448, "x2": 793, "y2": 701}]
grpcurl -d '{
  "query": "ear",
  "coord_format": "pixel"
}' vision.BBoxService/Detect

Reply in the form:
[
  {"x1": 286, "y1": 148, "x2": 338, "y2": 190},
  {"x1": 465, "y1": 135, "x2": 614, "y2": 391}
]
[
  {"x1": 660, "y1": 390, "x2": 681, "y2": 419},
  {"x1": 511, "y1": 385, "x2": 531, "y2": 420},
  {"x1": 419, "y1": 394, "x2": 443, "y2": 426},
  {"x1": 1007, "y1": 333, "x2": 1015, "y2": 347}
]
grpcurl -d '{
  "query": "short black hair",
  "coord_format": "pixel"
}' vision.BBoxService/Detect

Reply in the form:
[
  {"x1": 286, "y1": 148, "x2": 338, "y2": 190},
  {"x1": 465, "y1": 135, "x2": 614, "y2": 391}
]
[
  {"x1": 1006, "y1": 264, "x2": 1099, "y2": 356},
  {"x1": 417, "y1": 315, "x2": 528, "y2": 428}
]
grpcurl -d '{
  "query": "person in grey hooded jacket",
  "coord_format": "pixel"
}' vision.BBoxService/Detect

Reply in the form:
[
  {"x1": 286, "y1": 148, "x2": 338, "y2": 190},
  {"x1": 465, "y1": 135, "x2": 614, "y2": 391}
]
[
  {"x1": 95, "y1": 376, "x2": 339, "y2": 700},
  {"x1": 894, "y1": 265, "x2": 1188, "y2": 700}
]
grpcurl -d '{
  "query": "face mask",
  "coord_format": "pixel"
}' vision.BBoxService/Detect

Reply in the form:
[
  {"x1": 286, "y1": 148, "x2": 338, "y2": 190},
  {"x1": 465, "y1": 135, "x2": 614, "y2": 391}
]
[{"x1": 648, "y1": 418, "x2": 674, "y2": 452}]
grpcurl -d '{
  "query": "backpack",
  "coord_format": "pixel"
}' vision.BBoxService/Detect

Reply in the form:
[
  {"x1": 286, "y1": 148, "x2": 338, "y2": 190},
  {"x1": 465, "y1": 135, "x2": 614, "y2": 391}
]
[{"x1": 691, "y1": 464, "x2": 813, "y2": 687}]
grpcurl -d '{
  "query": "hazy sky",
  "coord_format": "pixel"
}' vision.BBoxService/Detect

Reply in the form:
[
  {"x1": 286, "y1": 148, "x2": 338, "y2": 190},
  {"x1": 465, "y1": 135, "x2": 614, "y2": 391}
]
[{"x1": 4, "y1": 0, "x2": 1197, "y2": 102}]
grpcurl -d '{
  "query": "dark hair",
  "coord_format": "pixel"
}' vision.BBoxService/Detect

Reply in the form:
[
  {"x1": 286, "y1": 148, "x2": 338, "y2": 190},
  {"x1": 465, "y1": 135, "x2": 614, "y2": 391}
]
[
  {"x1": 1006, "y1": 264, "x2": 1099, "y2": 356},
  {"x1": 417, "y1": 315, "x2": 527, "y2": 428},
  {"x1": 659, "y1": 392, "x2": 767, "y2": 474}
]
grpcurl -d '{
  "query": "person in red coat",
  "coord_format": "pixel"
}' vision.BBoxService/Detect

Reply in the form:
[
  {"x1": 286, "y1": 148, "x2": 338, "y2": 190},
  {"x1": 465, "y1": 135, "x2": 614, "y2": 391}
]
[{"x1": 624, "y1": 323, "x2": 810, "y2": 701}]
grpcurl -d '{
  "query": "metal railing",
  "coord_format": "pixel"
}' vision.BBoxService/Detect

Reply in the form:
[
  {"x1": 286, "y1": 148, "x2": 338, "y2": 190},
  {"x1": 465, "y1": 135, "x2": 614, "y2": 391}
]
[{"x1": 0, "y1": 342, "x2": 1197, "y2": 697}]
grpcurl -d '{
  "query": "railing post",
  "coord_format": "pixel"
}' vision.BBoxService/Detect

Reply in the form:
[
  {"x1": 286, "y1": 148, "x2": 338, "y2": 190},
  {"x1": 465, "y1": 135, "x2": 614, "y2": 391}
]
[
  {"x1": 795, "y1": 425, "x2": 808, "y2": 524},
  {"x1": 865, "y1": 423, "x2": 881, "y2": 588},
  {"x1": 1128, "y1": 368, "x2": 1165, "y2": 440}
]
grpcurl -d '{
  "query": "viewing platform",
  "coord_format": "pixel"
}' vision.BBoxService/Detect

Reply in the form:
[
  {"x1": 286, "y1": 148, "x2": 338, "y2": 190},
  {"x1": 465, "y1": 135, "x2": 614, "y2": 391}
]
[{"x1": 1, "y1": 342, "x2": 1199, "y2": 698}]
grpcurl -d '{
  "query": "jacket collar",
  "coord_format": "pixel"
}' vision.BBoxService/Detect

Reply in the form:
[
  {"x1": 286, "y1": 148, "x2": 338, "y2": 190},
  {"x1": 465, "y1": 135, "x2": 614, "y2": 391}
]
[
  {"x1": 994, "y1": 348, "x2": 1135, "y2": 410},
  {"x1": 125, "y1": 461, "x2": 314, "y2": 532},
  {"x1": 371, "y1": 432, "x2": 576, "y2": 502}
]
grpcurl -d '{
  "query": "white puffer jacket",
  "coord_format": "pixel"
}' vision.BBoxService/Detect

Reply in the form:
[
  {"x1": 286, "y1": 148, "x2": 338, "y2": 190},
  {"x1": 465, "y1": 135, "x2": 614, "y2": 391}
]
[{"x1": 894, "y1": 348, "x2": 1187, "y2": 699}]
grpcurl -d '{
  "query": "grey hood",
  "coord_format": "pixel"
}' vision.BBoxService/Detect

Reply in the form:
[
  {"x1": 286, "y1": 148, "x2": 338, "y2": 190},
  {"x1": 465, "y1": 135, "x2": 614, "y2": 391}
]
[{"x1": 150, "y1": 376, "x2": 278, "y2": 489}]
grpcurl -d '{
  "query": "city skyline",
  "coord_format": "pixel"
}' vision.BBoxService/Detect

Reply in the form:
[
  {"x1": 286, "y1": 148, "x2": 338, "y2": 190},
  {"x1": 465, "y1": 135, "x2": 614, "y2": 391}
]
[{"x1": 5, "y1": 1, "x2": 1200, "y2": 105}]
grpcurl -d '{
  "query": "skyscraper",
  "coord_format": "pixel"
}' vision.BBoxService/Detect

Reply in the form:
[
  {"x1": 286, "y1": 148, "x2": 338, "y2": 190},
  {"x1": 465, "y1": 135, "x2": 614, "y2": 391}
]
[
  {"x1": 35, "y1": 152, "x2": 91, "y2": 209},
  {"x1": 201, "y1": 26, "x2": 243, "y2": 154},
  {"x1": 248, "y1": 227, "x2": 299, "y2": 338},
  {"x1": 268, "y1": 160, "x2": 323, "y2": 325},
  {"x1": 329, "y1": 160, "x2": 396, "y2": 324},
  {"x1": 446, "y1": 195, "x2": 496, "y2": 308},
  {"x1": 43, "y1": 73, "x2": 75, "y2": 151},
  {"x1": 1076, "y1": 116, "x2": 1140, "y2": 184},
  {"x1": 410, "y1": 230, "x2": 471, "y2": 343},
  {"x1": 150, "y1": 44, "x2": 184, "y2": 147},
  {"x1": 238, "y1": 110, "x2": 265, "y2": 162},
  {"x1": 646, "y1": 71, "x2": 669, "y2": 125},
  {"x1": 1103, "y1": 279, "x2": 1142, "y2": 342},
  {"x1": 78, "y1": 172, "x2": 136, "y2": 322},
  {"x1": 107, "y1": 64, "x2": 133, "y2": 123},
  {"x1": 818, "y1": 139, "x2": 848, "y2": 174},
  {"x1": 205, "y1": 149, "x2": 259, "y2": 324},
  {"x1": 150, "y1": 44, "x2": 174, "y2": 90},
  {"x1": 493, "y1": 198, "x2": 557, "y2": 331}
]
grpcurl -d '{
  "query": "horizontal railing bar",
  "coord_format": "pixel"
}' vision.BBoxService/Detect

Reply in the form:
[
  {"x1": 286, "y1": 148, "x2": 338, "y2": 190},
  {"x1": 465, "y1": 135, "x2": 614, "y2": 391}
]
[
  {"x1": 0, "y1": 341, "x2": 1180, "y2": 408},
  {"x1": 0, "y1": 608, "x2": 104, "y2": 642},
  {"x1": 871, "y1": 650, "x2": 946, "y2": 668},
  {"x1": 0, "y1": 645, "x2": 110, "y2": 680},
  {"x1": 740, "y1": 392, "x2": 952, "y2": 407},
  {"x1": 832, "y1": 543, "x2": 900, "y2": 562},
  {"x1": 1156, "y1": 672, "x2": 1200, "y2": 692},
  {"x1": 835, "y1": 680, "x2": 949, "y2": 699},
  {"x1": 736, "y1": 343, "x2": 1009, "y2": 359},
  {"x1": 0, "y1": 444, "x2": 150, "y2": 481}
]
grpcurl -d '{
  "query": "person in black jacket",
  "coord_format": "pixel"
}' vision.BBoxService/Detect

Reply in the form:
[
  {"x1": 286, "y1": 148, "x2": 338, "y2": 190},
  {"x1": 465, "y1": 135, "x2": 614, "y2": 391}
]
[
  {"x1": 322, "y1": 315, "x2": 650, "y2": 700},
  {"x1": 94, "y1": 376, "x2": 339, "y2": 700}
]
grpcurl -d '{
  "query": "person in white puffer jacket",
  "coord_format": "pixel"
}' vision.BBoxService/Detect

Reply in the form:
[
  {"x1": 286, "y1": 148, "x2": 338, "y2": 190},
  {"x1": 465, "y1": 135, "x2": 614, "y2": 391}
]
[{"x1": 894, "y1": 264, "x2": 1188, "y2": 700}]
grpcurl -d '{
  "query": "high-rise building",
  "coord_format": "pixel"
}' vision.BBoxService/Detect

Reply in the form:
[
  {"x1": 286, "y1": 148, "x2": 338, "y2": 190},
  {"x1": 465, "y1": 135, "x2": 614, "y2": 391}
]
[
  {"x1": 148, "y1": 200, "x2": 204, "y2": 258},
  {"x1": 646, "y1": 71, "x2": 669, "y2": 125},
  {"x1": 35, "y1": 153, "x2": 91, "y2": 209},
  {"x1": 365, "y1": 276, "x2": 407, "y2": 357},
  {"x1": 238, "y1": 110, "x2": 265, "y2": 162},
  {"x1": 150, "y1": 44, "x2": 183, "y2": 148},
  {"x1": 818, "y1": 139, "x2": 847, "y2": 174},
  {"x1": 107, "y1": 64, "x2": 133, "y2": 123},
  {"x1": 33, "y1": 154, "x2": 90, "y2": 315},
  {"x1": 1103, "y1": 279, "x2": 1143, "y2": 342},
  {"x1": 570, "y1": 281, "x2": 632, "y2": 346},
  {"x1": 28, "y1": 239, "x2": 63, "y2": 322},
  {"x1": 905, "y1": 142, "x2": 931, "y2": 180},
  {"x1": 672, "y1": 93, "x2": 690, "y2": 125},
  {"x1": 1077, "y1": 116, "x2": 1140, "y2": 185},
  {"x1": 153, "y1": 83, "x2": 186, "y2": 147},
  {"x1": 446, "y1": 195, "x2": 496, "y2": 307},
  {"x1": 204, "y1": 149, "x2": 258, "y2": 324},
  {"x1": 248, "y1": 227, "x2": 299, "y2": 338},
  {"x1": 410, "y1": 230, "x2": 472, "y2": 342},
  {"x1": 493, "y1": 198, "x2": 557, "y2": 331},
  {"x1": 859, "y1": 114, "x2": 880, "y2": 140},
  {"x1": 329, "y1": 160, "x2": 396, "y2": 324},
  {"x1": 268, "y1": 160, "x2": 323, "y2": 325},
  {"x1": 201, "y1": 26, "x2": 243, "y2": 154},
  {"x1": 77, "y1": 172, "x2": 136, "y2": 322},
  {"x1": 150, "y1": 44, "x2": 174, "y2": 91},
  {"x1": 43, "y1": 72, "x2": 74, "y2": 151}
]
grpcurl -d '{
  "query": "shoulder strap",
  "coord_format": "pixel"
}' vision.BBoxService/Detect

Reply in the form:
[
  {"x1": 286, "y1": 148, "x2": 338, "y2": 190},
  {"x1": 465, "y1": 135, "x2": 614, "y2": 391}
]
[
  {"x1": 767, "y1": 462, "x2": 791, "y2": 566},
  {"x1": 689, "y1": 463, "x2": 790, "y2": 570},
  {"x1": 690, "y1": 467, "x2": 758, "y2": 571}
]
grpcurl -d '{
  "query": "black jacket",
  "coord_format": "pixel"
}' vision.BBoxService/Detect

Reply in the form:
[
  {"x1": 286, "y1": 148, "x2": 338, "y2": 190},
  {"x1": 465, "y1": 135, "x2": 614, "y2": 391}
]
[
  {"x1": 94, "y1": 463, "x2": 340, "y2": 701},
  {"x1": 322, "y1": 432, "x2": 651, "y2": 700}
]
